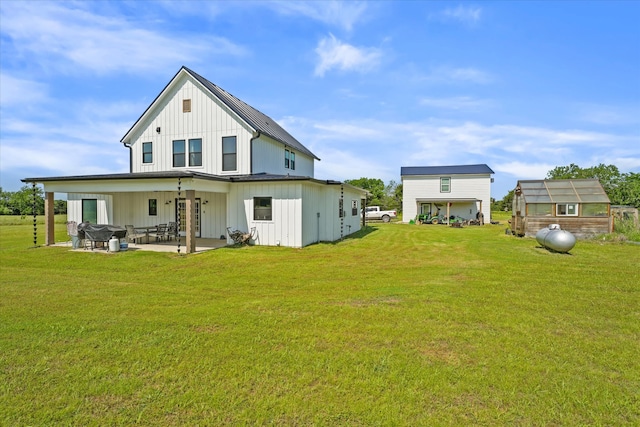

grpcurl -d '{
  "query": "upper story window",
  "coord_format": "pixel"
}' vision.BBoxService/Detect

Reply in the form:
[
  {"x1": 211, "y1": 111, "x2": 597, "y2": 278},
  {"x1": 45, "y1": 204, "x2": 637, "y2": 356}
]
[
  {"x1": 440, "y1": 177, "x2": 451, "y2": 193},
  {"x1": 285, "y1": 149, "x2": 296, "y2": 170},
  {"x1": 173, "y1": 140, "x2": 186, "y2": 167},
  {"x1": 173, "y1": 139, "x2": 202, "y2": 167},
  {"x1": 189, "y1": 138, "x2": 202, "y2": 167},
  {"x1": 183, "y1": 99, "x2": 191, "y2": 113},
  {"x1": 222, "y1": 136, "x2": 237, "y2": 171},
  {"x1": 142, "y1": 142, "x2": 153, "y2": 163},
  {"x1": 556, "y1": 203, "x2": 578, "y2": 216}
]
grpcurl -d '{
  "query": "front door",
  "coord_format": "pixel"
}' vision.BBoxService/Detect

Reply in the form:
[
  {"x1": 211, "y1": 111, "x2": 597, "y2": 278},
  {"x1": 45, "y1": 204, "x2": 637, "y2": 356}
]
[{"x1": 176, "y1": 198, "x2": 201, "y2": 237}]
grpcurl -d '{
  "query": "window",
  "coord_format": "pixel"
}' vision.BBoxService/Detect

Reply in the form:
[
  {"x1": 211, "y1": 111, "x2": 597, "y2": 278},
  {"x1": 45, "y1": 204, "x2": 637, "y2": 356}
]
[
  {"x1": 149, "y1": 199, "x2": 157, "y2": 216},
  {"x1": 352, "y1": 200, "x2": 358, "y2": 216},
  {"x1": 254, "y1": 197, "x2": 272, "y2": 221},
  {"x1": 556, "y1": 203, "x2": 578, "y2": 216},
  {"x1": 189, "y1": 138, "x2": 202, "y2": 166},
  {"x1": 582, "y1": 203, "x2": 608, "y2": 217},
  {"x1": 440, "y1": 177, "x2": 451, "y2": 193},
  {"x1": 339, "y1": 198, "x2": 344, "y2": 218},
  {"x1": 528, "y1": 203, "x2": 553, "y2": 216},
  {"x1": 173, "y1": 140, "x2": 185, "y2": 167},
  {"x1": 183, "y1": 99, "x2": 191, "y2": 113},
  {"x1": 142, "y1": 142, "x2": 153, "y2": 163},
  {"x1": 82, "y1": 199, "x2": 97, "y2": 223},
  {"x1": 222, "y1": 136, "x2": 237, "y2": 171},
  {"x1": 285, "y1": 149, "x2": 296, "y2": 170}
]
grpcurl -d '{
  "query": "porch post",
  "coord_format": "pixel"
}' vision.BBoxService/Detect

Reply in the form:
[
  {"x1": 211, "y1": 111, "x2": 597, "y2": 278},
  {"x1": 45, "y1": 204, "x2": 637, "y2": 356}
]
[
  {"x1": 185, "y1": 190, "x2": 196, "y2": 254},
  {"x1": 45, "y1": 192, "x2": 55, "y2": 246}
]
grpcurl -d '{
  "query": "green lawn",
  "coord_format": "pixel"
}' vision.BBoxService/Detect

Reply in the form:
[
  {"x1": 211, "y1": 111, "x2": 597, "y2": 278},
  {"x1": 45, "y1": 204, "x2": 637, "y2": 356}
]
[{"x1": 1, "y1": 215, "x2": 639, "y2": 425}]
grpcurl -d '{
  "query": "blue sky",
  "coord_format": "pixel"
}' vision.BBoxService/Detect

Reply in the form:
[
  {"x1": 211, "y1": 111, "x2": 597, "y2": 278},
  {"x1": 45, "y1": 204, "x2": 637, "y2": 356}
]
[{"x1": 1, "y1": 0, "x2": 639, "y2": 199}]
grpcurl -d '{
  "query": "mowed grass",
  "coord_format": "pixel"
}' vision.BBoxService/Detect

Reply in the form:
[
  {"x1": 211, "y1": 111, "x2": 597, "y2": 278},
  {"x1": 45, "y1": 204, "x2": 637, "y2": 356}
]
[{"x1": 1, "y1": 215, "x2": 639, "y2": 425}]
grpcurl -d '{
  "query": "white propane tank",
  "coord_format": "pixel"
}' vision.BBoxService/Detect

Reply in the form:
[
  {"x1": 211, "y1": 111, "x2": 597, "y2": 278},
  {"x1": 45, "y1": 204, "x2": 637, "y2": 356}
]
[{"x1": 108, "y1": 237, "x2": 120, "y2": 252}]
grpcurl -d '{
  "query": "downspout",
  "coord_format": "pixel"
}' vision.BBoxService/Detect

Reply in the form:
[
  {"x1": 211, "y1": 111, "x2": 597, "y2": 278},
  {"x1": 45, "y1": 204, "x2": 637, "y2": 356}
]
[
  {"x1": 123, "y1": 142, "x2": 133, "y2": 173},
  {"x1": 249, "y1": 131, "x2": 261, "y2": 175}
]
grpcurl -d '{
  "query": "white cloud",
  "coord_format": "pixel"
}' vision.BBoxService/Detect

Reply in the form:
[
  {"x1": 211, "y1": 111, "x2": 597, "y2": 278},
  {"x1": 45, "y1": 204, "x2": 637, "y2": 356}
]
[
  {"x1": 268, "y1": 1, "x2": 368, "y2": 32},
  {"x1": 0, "y1": 73, "x2": 49, "y2": 108},
  {"x1": 0, "y1": 2, "x2": 246, "y2": 75},
  {"x1": 416, "y1": 66, "x2": 493, "y2": 85},
  {"x1": 420, "y1": 96, "x2": 492, "y2": 110},
  {"x1": 314, "y1": 34, "x2": 382, "y2": 77},
  {"x1": 436, "y1": 5, "x2": 482, "y2": 26}
]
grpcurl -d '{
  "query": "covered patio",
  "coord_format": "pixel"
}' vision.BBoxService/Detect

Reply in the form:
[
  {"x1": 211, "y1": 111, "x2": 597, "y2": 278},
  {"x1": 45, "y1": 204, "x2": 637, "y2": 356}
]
[
  {"x1": 56, "y1": 237, "x2": 230, "y2": 254},
  {"x1": 23, "y1": 171, "x2": 231, "y2": 254}
]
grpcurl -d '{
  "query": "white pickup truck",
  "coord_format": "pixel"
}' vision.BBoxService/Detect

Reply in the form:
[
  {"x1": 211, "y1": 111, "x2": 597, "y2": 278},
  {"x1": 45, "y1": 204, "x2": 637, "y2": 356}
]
[{"x1": 364, "y1": 206, "x2": 397, "y2": 222}]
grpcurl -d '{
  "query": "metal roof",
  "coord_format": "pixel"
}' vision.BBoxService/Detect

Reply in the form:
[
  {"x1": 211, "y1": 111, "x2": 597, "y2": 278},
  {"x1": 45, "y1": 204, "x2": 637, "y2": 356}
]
[
  {"x1": 401, "y1": 164, "x2": 494, "y2": 176},
  {"x1": 516, "y1": 179, "x2": 610, "y2": 204},
  {"x1": 183, "y1": 67, "x2": 319, "y2": 160}
]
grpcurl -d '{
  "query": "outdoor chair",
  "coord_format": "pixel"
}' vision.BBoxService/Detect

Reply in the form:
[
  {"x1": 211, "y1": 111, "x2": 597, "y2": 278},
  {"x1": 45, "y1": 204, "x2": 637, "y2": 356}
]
[
  {"x1": 125, "y1": 225, "x2": 145, "y2": 245},
  {"x1": 150, "y1": 224, "x2": 168, "y2": 242},
  {"x1": 166, "y1": 222, "x2": 177, "y2": 241}
]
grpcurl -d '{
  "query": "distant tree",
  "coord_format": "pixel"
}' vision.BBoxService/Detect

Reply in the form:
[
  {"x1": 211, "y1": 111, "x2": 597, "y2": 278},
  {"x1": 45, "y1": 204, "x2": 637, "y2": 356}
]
[
  {"x1": 611, "y1": 172, "x2": 640, "y2": 208},
  {"x1": 11, "y1": 185, "x2": 45, "y2": 216},
  {"x1": 54, "y1": 199, "x2": 67, "y2": 215},
  {"x1": 345, "y1": 178, "x2": 386, "y2": 207},
  {"x1": 492, "y1": 190, "x2": 514, "y2": 212}
]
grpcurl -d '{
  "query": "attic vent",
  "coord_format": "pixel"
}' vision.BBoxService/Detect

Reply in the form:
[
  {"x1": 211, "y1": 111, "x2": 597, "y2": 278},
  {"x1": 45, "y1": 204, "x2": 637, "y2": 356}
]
[{"x1": 183, "y1": 99, "x2": 191, "y2": 113}]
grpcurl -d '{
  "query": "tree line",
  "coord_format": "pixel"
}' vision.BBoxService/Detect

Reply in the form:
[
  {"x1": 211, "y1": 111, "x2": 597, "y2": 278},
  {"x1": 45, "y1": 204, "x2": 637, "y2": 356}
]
[{"x1": 0, "y1": 186, "x2": 66, "y2": 216}]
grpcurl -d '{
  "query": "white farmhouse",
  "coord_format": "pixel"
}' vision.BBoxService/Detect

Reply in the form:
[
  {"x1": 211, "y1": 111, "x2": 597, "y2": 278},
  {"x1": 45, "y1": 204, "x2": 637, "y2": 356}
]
[
  {"x1": 401, "y1": 164, "x2": 494, "y2": 224},
  {"x1": 23, "y1": 67, "x2": 366, "y2": 252}
]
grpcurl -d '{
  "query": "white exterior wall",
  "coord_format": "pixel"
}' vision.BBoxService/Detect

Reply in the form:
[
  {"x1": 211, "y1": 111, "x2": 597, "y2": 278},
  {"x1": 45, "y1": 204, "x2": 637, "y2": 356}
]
[
  {"x1": 252, "y1": 136, "x2": 314, "y2": 177},
  {"x1": 68, "y1": 191, "x2": 227, "y2": 239},
  {"x1": 67, "y1": 194, "x2": 112, "y2": 224},
  {"x1": 228, "y1": 182, "x2": 303, "y2": 247},
  {"x1": 129, "y1": 75, "x2": 254, "y2": 176},
  {"x1": 402, "y1": 174, "x2": 492, "y2": 222},
  {"x1": 301, "y1": 184, "x2": 362, "y2": 246}
]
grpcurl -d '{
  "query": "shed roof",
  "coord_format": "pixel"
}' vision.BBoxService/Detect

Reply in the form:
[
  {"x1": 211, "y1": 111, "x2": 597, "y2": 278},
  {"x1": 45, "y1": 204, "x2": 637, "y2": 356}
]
[
  {"x1": 401, "y1": 164, "x2": 494, "y2": 176},
  {"x1": 516, "y1": 179, "x2": 610, "y2": 204}
]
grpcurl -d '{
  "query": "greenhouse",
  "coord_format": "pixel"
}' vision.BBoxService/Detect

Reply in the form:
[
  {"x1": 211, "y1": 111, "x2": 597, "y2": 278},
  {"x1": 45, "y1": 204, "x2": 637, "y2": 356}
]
[{"x1": 511, "y1": 179, "x2": 612, "y2": 238}]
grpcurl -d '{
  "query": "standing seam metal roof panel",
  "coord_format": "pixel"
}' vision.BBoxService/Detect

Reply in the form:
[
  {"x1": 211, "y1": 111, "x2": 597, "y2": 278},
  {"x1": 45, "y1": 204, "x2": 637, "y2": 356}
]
[
  {"x1": 183, "y1": 67, "x2": 319, "y2": 160},
  {"x1": 401, "y1": 164, "x2": 494, "y2": 176}
]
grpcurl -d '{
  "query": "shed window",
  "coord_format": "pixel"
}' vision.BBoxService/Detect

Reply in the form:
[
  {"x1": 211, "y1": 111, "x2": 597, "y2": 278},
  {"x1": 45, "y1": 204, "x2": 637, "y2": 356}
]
[
  {"x1": 222, "y1": 136, "x2": 237, "y2": 171},
  {"x1": 82, "y1": 199, "x2": 97, "y2": 223},
  {"x1": 556, "y1": 203, "x2": 578, "y2": 216},
  {"x1": 582, "y1": 203, "x2": 608, "y2": 217},
  {"x1": 173, "y1": 140, "x2": 185, "y2": 167},
  {"x1": 528, "y1": 203, "x2": 552, "y2": 216},
  {"x1": 142, "y1": 142, "x2": 153, "y2": 163},
  {"x1": 440, "y1": 177, "x2": 451, "y2": 193},
  {"x1": 183, "y1": 99, "x2": 191, "y2": 113},
  {"x1": 352, "y1": 200, "x2": 358, "y2": 216},
  {"x1": 189, "y1": 138, "x2": 202, "y2": 167},
  {"x1": 149, "y1": 199, "x2": 157, "y2": 216},
  {"x1": 254, "y1": 197, "x2": 272, "y2": 221}
]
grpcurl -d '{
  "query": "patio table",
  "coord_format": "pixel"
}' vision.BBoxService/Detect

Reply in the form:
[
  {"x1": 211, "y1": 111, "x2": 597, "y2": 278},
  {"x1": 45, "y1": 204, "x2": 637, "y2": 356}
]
[{"x1": 134, "y1": 226, "x2": 158, "y2": 244}]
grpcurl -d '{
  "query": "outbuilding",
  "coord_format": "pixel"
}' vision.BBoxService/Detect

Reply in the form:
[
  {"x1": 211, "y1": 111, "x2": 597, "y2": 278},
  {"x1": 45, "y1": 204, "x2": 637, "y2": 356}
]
[{"x1": 511, "y1": 179, "x2": 612, "y2": 238}]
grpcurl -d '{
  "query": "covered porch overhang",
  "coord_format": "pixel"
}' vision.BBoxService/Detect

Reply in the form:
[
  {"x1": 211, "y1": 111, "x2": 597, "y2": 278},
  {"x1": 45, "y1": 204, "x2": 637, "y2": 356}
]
[
  {"x1": 415, "y1": 197, "x2": 484, "y2": 224},
  {"x1": 22, "y1": 171, "x2": 231, "y2": 254}
]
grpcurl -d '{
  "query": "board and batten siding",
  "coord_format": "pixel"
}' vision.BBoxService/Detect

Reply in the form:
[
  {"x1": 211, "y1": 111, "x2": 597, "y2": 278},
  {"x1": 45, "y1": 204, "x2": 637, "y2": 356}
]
[
  {"x1": 301, "y1": 184, "x2": 362, "y2": 246},
  {"x1": 129, "y1": 75, "x2": 254, "y2": 176},
  {"x1": 67, "y1": 194, "x2": 112, "y2": 225},
  {"x1": 227, "y1": 182, "x2": 303, "y2": 247},
  {"x1": 252, "y1": 135, "x2": 314, "y2": 177},
  {"x1": 402, "y1": 174, "x2": 492, "y2": 222}
]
